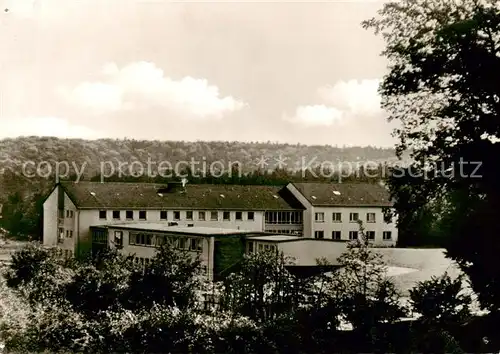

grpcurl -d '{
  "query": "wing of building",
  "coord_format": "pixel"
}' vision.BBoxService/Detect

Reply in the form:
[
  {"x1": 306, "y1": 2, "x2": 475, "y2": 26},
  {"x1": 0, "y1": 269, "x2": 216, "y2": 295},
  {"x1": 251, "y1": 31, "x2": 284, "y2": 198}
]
[{"x1": 43, "y1": 181, "x2": 397, "y2": 278}]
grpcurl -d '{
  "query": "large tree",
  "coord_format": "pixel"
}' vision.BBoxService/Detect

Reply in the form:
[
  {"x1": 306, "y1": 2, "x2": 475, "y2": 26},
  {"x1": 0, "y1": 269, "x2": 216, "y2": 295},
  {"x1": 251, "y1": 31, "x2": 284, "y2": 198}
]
[{"x1": 364, "y1": 0, "x2": 500, "y2": 311}]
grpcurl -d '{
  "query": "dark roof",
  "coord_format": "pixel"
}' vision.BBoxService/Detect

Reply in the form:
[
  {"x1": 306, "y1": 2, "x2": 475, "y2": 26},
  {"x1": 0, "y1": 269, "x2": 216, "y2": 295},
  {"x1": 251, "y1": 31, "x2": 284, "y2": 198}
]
[
  {"x1": 291, "y1": 182, "x2": 393, "y2": 207},
  {"x1": 60, "y1": 181, "x2": 305, "y2": 210}
]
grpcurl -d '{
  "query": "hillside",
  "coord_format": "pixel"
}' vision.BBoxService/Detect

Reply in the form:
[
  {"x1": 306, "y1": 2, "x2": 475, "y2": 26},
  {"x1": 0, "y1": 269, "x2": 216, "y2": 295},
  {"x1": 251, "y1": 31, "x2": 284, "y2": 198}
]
[{"x1": 0, "y1": 137, "x2": 400, "y2": 179}]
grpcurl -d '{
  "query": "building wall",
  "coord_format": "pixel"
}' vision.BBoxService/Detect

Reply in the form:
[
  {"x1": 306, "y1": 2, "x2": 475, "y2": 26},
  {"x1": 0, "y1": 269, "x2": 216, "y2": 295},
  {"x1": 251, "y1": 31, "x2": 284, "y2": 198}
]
[
  {"x1": 42, "y1": 187, "x2": 58, "y2": 246},
  {"x1": 277, "y1": 240, "x2": 348, "y2": 266},
  {"x1": 285, "y1": 184, "x2": 313, "y2": 237},
  {"x1": 78, "y1": 208, "x2": 265, "y2": 257},
  {"x1": 105, "y1": 227, "x2": 213, "y2": 278},
  {"x1": 311, "y1": 206, "x2": 398, "y2": 246},
  {"x1": 42, "y1": 188, "x2": 76, "y2": 257}
]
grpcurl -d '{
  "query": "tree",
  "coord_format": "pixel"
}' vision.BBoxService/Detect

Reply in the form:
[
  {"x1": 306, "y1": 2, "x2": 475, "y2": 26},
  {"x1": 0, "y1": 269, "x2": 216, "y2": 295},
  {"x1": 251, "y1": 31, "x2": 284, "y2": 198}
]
[
  {"x1": 334, "y1": 221, "x2": 406, "y2": 336},
  {"x1": 364, "y1": 0, "x2": 500, "y2": 311}
]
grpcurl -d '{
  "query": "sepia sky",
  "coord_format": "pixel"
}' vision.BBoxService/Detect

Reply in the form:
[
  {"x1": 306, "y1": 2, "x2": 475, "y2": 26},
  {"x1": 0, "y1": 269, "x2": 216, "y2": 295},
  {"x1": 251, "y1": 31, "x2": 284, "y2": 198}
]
[{"x1": 0, "y1": 0, "x2": 397, "y2": 147}]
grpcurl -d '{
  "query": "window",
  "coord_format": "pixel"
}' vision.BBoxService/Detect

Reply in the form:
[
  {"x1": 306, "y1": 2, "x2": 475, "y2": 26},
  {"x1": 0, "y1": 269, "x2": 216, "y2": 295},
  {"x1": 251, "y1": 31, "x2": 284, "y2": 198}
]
[
  {"x1": 248, "y1": 241, "x2": 254, "y2": 253},
  {"x1": 223, "y1": 211, "x2": 230, "y2": 221},
  {"x1": 349, "y1": 213, "x2": 359, "y2": 222},
  {"x1": 332, "y1": 213, "x2": 342, "y2": 222},
  {"x1": 155, "y1": 235, "x2": 166, "y2": 247},
  {"x1": 247, "y1": 212, "x2": 254, "y2": 221},
  {"x1": 99, "y1": 210, "x2": 107, "y2": 220},
  {"x1": 366, "y1": 231, "x2": 375, "y2": 240},
  {"x1": 190, "y1": 238, "x2": 202, "y2": 252},
  {"x1": 66, "y1": 230, "x2": 69, "y2": 238},
  {"x1": 178, "y1": 237, "x2": 187, "y2": 250},
  {"x1": 314, "y1": 231, "x2": 324, "y2": 239},
  {"x1": 129, "y1": 233, "x2": 153, "y2": 246},
  {"x1": 367, "y1": 213, "x2": 376, "y2": 223},
  {"x1": 126, "y1": 210, "x2": 134, "y2": 220},
  {"x1": 270, "y1": 245, "x2": 277, "y2": 252},
  {"x1": 69, "y1": 230, "x2": 73, "y2": 238},
  {"x1": 258, "y1": 244, "x2": 264, "y2": 252},
  {"x1": 139, "y1": 210, "x2": 147, "y2": 220},
  {"x1": 173, "y1": 211, "x2": 180, "y2": 220},
  {"x1": 186, "y1": 211, "x2": 193, "y2": 220},
  {"x1": 199, "y1": 211, "x2": 206, "y2": 221},
  {"x1": 332, "y1": 231, "x2": 341, "y2": 240},
  {"x1": 114, "y1": 231, "x2": 123, "y2": 247},
  {"x1": 160, "y1": 211, "x2": 167, "y2": 220},
  {"x1": 265, "y1": 244, "x2": 270, "y2": 251},
  {"x1": 235, "y1": 211, "x2": 242, "y2": 220},
  {"x1": 315, "y1": 212, "x2": 325, "y2": 223},
  {"x1": 112, "y1": 210, "x2": 120, "y2": 220},
  {"x1": 66, "y1": 210, "x2": 74, "y2": 218},
  {"x1": 211, "y1": 211, "x2": 218, "y2": 221},
  {"x1": 349, "y1": 231, "x2": 358, "y2": 240},
  {"x1": 383, "y1": 231, "x2": 392, "y2": 240}
]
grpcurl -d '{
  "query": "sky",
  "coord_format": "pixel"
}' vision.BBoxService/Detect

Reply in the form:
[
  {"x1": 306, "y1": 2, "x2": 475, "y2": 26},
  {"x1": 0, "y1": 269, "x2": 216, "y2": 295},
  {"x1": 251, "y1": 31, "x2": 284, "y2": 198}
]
[{"x1": 0, "y1": 0, "x2": 397, "y2": 147}]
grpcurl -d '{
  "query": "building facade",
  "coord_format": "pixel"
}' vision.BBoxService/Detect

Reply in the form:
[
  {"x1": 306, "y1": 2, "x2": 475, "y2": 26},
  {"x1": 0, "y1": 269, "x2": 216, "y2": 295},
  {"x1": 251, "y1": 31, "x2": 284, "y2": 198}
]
[{"x1": 42, "y1": 180, "x2": 398, "y2": 260}]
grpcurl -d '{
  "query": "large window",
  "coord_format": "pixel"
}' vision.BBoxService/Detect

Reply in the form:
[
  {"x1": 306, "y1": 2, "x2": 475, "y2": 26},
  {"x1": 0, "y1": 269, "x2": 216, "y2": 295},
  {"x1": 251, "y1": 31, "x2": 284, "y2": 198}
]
[
  {"x1": 114, "y1": 231, "x2": 123, "y2": 247},
  {"x1": 99, "y1": 210, "x2": 107, "y2": 220},
  {"x1": 186, "y1": 211, "x2": 193, "y2": 220},
  {"x1": 199, "y1": 211, "x2": 206, "y2": 221},
  {"x1": 139, "y1": 210, "x2": 147, "y2": 220},
  {"x1": 223, "y1": 211, "x2": 230, "y2": 221},
  {"x1": 383, "y1": 231, "x2": 392, "y2": 240},
  {"x1": 247, "y1": 211, "x2": 254, "y2": 220},
  {"x1": 332, "y1": 213, "x2": 342, "y2": 222},
  {"x1": 235, "y1": 211, "x2": 242, "y2": 220},
  {"x1": 112, "y1": 210, "x2": 121, "y2": 220},
  {"x1": 367, "y1": 213, "x2": 376, "y2": 223},
  {"x1": 366, "y1": 231, "x2": 375, "y2": 240},
  {"x1": 129, "y1": 233, "x2": 153, "y2": 246},
  {"x1": 332, "y1": 231, "x2": 341, "y2": 240},
  {"x1": 160, "y1": 211, "x2": 168, "y2": 220},
  {"x1": 173, "y1": 211, "x2": 180, "y2": 220},
  {"x1": 349, "y1": 213, "x2": 359, "y2": 222},
  {"x1": 349, "y1": 231, "x2": 358, "y2": 240},
  {"x1": 190, "y1": 238, "x2": 203, "y2": 252},
  {"x1": 211, "y1": 211, "x2": 218, "y2": 221},
  {"x1": 315, "y1": 212, "x2": 325, "y2": 223},
  {"x1": 314, "y1": 231, "x2": 324, "y2": 239},
  {"x1": 126, "y1": 210, "x2": 134, "y2": 220},
  {"x1": 265, "y1": 211, "x2": 303, "y2": 224}
]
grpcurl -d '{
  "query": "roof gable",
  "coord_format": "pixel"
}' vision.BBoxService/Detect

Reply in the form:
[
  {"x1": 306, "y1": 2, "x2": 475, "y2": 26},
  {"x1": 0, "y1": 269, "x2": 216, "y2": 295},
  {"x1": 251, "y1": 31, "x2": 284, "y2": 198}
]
[
  {"x1": 291, "y1": 182, "x2": 392, "y2": 207},
  {"x1": 60, "y1": 181, "x2": 305, "y2": 210}
]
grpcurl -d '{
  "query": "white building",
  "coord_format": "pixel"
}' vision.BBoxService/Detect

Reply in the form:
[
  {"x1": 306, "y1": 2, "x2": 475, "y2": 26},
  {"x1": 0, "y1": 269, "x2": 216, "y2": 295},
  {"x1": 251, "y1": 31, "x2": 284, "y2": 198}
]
[{"x1": 42, "y1": 181, "x2": 397, "y2": 260}]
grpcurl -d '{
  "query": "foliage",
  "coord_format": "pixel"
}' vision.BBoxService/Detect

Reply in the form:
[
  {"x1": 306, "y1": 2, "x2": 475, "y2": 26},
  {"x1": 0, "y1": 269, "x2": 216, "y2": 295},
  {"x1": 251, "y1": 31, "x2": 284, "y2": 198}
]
[
  {"x1": 364, "y1": 0, "x2": 500, "y2": 310},
  {"x1": 219, "y1": 250, "x2": 303, "y2": 322},
  {"x1": 126, "y1": 241, "x2": 203, "y2": 310},
  {"x1": 335, "y1": 221, "x2": 407, "y2": 334},
  {"x1": 409, "y1": 272, "x2": 473, "y2": 326}
]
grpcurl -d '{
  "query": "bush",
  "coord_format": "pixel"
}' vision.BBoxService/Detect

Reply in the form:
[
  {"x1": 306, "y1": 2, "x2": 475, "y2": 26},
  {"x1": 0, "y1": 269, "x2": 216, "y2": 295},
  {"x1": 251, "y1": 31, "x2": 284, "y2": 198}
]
[{"x1": 409, "y1": 272, "x2": 472, "y2": 327}]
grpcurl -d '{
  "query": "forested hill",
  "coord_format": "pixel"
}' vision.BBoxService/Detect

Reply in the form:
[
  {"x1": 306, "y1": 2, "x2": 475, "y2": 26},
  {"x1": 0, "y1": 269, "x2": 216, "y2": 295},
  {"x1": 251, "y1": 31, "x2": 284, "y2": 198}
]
[{"x1": 0, "y1": 137, "x2": 398, "y2": 178}]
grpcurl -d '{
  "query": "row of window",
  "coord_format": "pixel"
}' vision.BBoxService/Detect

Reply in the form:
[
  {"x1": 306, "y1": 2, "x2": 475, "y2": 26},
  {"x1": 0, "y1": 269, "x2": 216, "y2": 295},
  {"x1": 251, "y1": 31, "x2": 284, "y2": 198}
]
[
  {"x1": 58, "y1": 228, "x2": 73, "y2": 240},
  {"x1": 99, "y1": 210, "x2": 255, "y2": 222},
  {"x1": 314, "y1": 212, "x2": 378, "y2": 223},
  {"x1": 314, "y1": 230, "x2": 392, "y2": 240},
  {"x1": 59, "y1": 210, "x2": 74, "y2": 218},
  {"x1": 247, "y1": 242, "x2": 277, "y2": 254},
  {"x1": 128, "y1": 232, "x2": 204, "y2": 252},
  {"x1": 264, "y1": 211, "x2": 303, "y2": 224},
  {"x1": 132, "y1": 257, "x2": 208, "y2": 274}
]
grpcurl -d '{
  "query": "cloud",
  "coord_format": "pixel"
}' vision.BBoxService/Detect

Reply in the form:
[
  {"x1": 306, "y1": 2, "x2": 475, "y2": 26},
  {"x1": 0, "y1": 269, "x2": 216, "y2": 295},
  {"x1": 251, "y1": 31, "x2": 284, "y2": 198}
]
[
  {"x1": 317, "y1": 79, "x2": 382, "y2": 116},
  {"x1": 0, "y1": 117, "x2": 101, "y2": 139},
  {"x1": 58, "y1": 61, "x2": 247, "y2": 119},
  {"x1": 283, "y1": 105, "x2": 343, "y2": 127}
]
